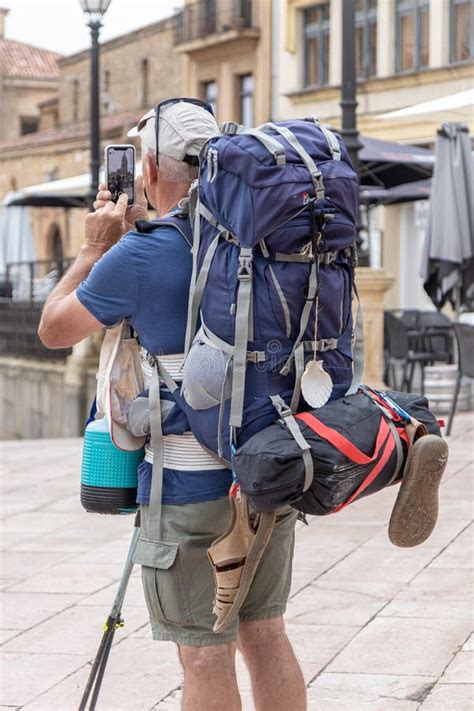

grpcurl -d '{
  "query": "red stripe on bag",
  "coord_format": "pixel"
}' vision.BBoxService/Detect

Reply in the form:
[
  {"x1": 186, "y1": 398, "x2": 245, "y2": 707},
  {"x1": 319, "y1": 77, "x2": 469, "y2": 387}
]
[
  {"x1": 296, "y1": 412, "x2": 390, "y2": 465},
  {"x1": 399, "y1": 429, "x2": 409, "y2": 445},
  {"x1": 333, "y1": 433, "x2": 396, "y2": 513}
]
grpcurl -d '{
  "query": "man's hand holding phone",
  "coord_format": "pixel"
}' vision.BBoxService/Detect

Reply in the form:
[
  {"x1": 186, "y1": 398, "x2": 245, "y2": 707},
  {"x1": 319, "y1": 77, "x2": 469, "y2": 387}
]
[
  {"x1": 84, "y1": 193, "x2": 129, "y2": 256},
  {"x1": 94, "y1": 176, "x2": 148, "y2": 233}
]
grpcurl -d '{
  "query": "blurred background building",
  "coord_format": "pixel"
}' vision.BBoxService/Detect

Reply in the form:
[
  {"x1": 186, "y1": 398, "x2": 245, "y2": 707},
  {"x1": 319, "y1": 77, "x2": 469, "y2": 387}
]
[{"x1": 0, "y1": 0, "x2": 472, "y2": 439}]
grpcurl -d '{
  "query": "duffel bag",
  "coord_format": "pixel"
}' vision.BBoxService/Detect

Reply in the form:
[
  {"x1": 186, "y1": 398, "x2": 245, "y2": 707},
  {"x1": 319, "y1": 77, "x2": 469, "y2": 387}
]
[{"x1": 233, "y1": 389, "x2": 442, "y2": 515}]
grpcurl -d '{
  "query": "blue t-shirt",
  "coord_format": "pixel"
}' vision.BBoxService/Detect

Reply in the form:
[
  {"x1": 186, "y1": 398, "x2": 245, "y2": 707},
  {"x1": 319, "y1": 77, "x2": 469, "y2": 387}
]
[{"x1": 77, "y1": 220, "x2": 232, "y2": 505}]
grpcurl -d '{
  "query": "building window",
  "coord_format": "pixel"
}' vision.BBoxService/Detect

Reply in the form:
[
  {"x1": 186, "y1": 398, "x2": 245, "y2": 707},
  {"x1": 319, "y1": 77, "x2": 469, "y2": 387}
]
[
  {"x1": 141, "y1": 59, "x2": 149, "y2": 108},
  {"x1": 239, "y1": 74, "x2": 253, "y2": 127},
  {"x1": 396, "y1": 0, "x2": 430, "y2": 73},
  {"x1": 202, "y1": 80, "x2": 217, "y2": 117},
  {"x1": 303, "y1": 3, "x2": 330, "y2": 87},
  {"x1": 20, "y1": 116, "x2": 39, "y2": 135},
  {"x1": 72, "y1": 79, "x2": 80, "y2": 122},
  {"x1": 355, "y1": 0, "x2": 377, "y2": 78},
  {"x1": 450, "y1": 0, "x2": 474, "y2": 62}
]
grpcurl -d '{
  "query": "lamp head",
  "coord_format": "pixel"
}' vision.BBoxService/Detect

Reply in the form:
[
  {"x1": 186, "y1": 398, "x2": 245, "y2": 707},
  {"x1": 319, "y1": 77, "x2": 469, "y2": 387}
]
[{"x1": 79, "y1": 0, "x2": 112, "y2": 21}]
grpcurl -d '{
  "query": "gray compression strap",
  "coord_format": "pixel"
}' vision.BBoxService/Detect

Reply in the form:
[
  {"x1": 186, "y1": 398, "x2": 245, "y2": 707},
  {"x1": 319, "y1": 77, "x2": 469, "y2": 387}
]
[
  {"x1": 217, "y1": 356, "x2": 232, "y2": 459},
  {"x1": 148, "y1": 364, "x2": 164, "y2": 542},
  {"x1": 239, "y1": 127, "x2": 286, "y2": 165},
  {"x1": 185, "y1": 231, "x2": 222, "y2": 356},
  {"x1": 274, "y1": 249, "x2": 340, "y2": 264},
  {"x1": 259, "y1": 238, "x2": 270, "y2": 258},
  {"x1": 199, "y1": 202, "x2": 229, "y2": 235},
  {"x1": 307, "y1": 116, "x2": 342, "y2": 161},
  {"x1": 157, "y1": 361, "x2": 179, "y2": 394},
  {"x1": 147, "y1": 360, "x2": 180, "y2": 541},
  {"x1": 184, "y1": 195, "x2": 202, "y2": 354},
  {"x1": 280, "y1": 259, "x2": 318, "y2": 376},
  {"x1": 274, "y1": 251, "x2": 314, "y2": 263},
  {"x1": 262, "y1": 122, "x2": 325, "y2": 199},
  {"x1": 302, "y1": 338, "x2": 338, "y2": 352},
  {"x1": 346, "y1": 282, "x2": 365, "y2": 395},
  {"x1": 320, "y1": 126, "x2": 341, "y2": 161},
  {"x1": 248, "y1": 283, "x2": 255, "y2": 342},
  {"x1": 268, "y1": 265, "x2": 291, "y2": 338},
  {"x1": 271, "y1": 395, "x2": 314, "y2": 493},
  {"x1": 290, "y1": 343, "x2": 305, "y2": 413},
  {"x1": 200, "y1": 318, "x2": 266, "y2": 363},
  {"x1": 201, "y1": 318, "x2": 234, "y2": 356},
  {"x1": 387, "y1": 420, "x2": 404, "y2": 486},
  {"x1": 229, "y1": 247, "x2": 253, "y2": 428}
]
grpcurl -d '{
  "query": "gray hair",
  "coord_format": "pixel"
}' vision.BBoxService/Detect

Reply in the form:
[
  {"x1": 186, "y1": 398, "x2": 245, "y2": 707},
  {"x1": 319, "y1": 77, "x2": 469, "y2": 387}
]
[{"x1": 144, "y1": 147, "x2": 198, "y2": 183}]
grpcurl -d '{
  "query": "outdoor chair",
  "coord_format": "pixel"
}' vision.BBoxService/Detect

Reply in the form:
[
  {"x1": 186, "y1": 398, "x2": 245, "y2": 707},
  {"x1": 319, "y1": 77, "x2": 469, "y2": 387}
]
[
  {"x1": 384, "y1": 310, "x2": 433, "y2": 393},
  {"x1": 446, "y1": 322, "x2": 474, "y2": 436},
  {"x1": 417, "y1": 311, "x2": 454, "y2": 365}
]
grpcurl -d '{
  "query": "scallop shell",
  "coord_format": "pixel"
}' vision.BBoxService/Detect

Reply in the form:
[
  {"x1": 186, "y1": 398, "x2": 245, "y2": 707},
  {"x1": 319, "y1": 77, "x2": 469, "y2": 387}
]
[{"x1": 301, "y1": 360, "x2": 333, "y2": 408}]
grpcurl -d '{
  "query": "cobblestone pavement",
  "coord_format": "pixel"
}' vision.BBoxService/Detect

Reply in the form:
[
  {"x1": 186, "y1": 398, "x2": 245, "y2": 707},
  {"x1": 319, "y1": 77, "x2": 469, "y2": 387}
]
[{"x1": 1, "y1": 414, "x2": 473, "y2": 710}]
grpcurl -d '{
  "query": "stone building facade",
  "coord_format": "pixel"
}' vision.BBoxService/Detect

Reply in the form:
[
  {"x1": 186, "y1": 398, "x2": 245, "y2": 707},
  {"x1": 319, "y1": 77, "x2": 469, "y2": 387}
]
[
  {"x1": 275, "y1": 0, "x2": 473, "y2": 142},
  {"x1": 174, "y1": 0, "x2": 272, "y2": 126},
  {"x1": 0, "y1": 8, "x2": 60, "y2": 158},
  {"x1": 0, "y1": 14, "x2": 182, "y2": 439},
  {"x1": 272, "y1": 0, "x2": 473, "y2": 385},
  {"x1": 0, "y1": 16, "x2": 181, "y2": 259}
]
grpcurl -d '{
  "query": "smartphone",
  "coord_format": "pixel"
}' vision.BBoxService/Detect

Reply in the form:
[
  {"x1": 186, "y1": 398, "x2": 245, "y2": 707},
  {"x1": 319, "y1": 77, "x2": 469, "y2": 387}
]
[{"x1": 105, "y1": 144, "x2": 135, "y2": 206}]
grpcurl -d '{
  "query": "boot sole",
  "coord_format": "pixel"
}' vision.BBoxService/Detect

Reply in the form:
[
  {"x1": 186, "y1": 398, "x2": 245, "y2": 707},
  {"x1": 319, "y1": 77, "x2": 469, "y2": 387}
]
[{"x1": 388, "y1": 435, "x2": 448, "y2": 548}]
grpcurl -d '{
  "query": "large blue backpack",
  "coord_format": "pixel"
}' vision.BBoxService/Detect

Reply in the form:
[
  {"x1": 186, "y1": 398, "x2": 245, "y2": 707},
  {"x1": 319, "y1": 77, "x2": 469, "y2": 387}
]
[{"x1": 180, "y1": 118, "x2": 360, "y2": 464}]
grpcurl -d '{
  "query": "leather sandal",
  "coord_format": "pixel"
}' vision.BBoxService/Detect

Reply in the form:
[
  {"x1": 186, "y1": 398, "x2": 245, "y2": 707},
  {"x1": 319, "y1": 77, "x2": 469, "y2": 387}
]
[
  {"x1": 389, "y1": 419, "x2": 448, "y2": 548},
  {"x1": 208, "y1": 487, "x2": 276, "y2": 633}
]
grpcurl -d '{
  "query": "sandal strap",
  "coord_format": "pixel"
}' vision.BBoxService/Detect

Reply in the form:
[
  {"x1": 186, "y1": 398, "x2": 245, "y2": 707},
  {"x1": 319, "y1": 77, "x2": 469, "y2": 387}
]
[{"x1": 213, "y1": 566, "x2": 244, "y2": 589}]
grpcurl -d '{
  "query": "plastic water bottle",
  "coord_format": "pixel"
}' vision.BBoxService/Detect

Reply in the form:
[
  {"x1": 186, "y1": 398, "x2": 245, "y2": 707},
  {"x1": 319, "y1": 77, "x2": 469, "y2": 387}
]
[{"x1": 81, "y1": 417, "x2": 144, "y2": 515}]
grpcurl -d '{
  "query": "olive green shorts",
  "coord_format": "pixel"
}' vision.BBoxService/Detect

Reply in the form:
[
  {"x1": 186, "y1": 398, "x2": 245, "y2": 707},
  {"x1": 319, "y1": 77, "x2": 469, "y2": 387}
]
[{"x1": 135, "y1": 498, "x2": 298, "y2": 647}]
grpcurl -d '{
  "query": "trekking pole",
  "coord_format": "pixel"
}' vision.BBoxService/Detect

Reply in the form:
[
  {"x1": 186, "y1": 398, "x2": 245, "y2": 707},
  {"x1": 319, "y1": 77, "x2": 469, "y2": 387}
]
[{"x1": 78, "y1": 510, "x2": 141, "y2": 711}]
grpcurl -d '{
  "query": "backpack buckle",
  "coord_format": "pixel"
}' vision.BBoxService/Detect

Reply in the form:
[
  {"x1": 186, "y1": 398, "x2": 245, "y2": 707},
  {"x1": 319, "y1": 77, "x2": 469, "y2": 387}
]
[
  {"x1": 312, "y1": 171, "x2": 325, "y2": 200},
  {"x1": 238, "y1": 249, "x2": 253, "y2": 280},
  {"x1": 272, "y1": 397, "x2": 292, "y2": 419},
  {"x1": 274, "y1": 147, "x2": 286, "y2": 165},
  {"x1": 220, "y1": 121, "x2": 240, "y2": 136}
]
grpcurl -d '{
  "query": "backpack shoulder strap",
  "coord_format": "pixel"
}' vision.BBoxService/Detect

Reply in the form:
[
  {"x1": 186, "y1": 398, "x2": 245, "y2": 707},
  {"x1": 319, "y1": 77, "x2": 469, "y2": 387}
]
[{"x1": 135, "y1": 211, "x2": 193, "y2": 248}]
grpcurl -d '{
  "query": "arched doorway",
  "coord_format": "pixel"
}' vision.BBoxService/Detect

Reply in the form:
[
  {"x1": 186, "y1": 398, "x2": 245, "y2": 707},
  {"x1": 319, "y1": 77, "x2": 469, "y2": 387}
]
[
  {"x1": 51, "y1": 225, "x2": 64, "y2": 275},
  {"x1": 44, "y1": 222, "x2": 64, "y2": 283}
]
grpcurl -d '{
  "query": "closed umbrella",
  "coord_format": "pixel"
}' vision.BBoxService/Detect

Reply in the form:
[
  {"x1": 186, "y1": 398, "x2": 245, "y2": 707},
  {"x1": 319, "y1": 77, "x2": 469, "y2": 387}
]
[{"x1": 421, "y1": 123, "x2": 474, "y2": 310}]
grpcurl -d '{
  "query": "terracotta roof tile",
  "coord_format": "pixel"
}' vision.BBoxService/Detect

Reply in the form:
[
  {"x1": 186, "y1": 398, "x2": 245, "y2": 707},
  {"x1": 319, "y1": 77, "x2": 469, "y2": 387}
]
[{"x1": 0, "y1": 39, "x2": 61, "y2": 79}]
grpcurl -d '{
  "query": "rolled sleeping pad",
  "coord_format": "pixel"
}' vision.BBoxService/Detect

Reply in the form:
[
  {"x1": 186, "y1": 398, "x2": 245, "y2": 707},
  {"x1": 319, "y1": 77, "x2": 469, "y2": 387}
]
[{"x1": 233, "y1": 391, "x2": 442, "y2": 516}]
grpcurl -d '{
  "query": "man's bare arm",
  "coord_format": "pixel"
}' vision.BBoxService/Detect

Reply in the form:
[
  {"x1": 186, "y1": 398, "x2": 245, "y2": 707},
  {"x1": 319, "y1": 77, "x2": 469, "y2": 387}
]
[
  {"x1": 38, "y1": 244, "x2": 106, "y2": 348},
  {"x1": 38, "y1": 194, "x2": 128, "y2": 348}
]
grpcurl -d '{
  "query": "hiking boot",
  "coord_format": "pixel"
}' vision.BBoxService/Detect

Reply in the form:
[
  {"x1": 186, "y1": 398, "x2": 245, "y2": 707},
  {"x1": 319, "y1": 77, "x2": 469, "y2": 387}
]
[{"x1": 388, "y1": 434, "x2": 449, "y2": 547}]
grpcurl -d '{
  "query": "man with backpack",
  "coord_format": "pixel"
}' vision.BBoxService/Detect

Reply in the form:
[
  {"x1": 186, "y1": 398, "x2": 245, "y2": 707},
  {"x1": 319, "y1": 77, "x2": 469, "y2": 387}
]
[{"x1": 39, "y1": 99, "x2": 307, "y2": 711}]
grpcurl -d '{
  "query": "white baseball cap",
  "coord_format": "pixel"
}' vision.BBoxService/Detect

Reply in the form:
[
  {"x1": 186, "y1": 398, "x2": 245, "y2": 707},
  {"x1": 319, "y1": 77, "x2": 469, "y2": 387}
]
[{"x1": 127, "y1": 98, "x2": 218, "y2": 163}]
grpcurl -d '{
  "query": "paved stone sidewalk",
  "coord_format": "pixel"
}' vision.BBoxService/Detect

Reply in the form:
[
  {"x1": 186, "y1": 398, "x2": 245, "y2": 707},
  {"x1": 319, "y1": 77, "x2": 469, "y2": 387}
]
[{"x1": 1, "y1": 415, "x2": 473, "y2": 710}]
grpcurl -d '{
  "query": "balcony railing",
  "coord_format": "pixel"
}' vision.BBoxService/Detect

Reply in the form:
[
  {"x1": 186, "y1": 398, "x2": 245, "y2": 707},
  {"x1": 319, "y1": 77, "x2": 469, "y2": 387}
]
[
  {"x1": 174, "y1": 0, "x2": 254, "y2": 45},
  {"x1": 0, "y1": 258, "x2": 74, "y2": 362},
  {"x1": 0, "y1": 298, "x2": 72, "y2": 362},
  {"x1": 3, "y1": 258, "x2": 73, "y2": 303}
]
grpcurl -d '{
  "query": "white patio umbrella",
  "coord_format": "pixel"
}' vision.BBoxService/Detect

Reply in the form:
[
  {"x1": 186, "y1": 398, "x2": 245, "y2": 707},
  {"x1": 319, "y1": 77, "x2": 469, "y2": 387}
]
[{"x1": 378, "y1": 90, "x2": 474, "y2": 122}]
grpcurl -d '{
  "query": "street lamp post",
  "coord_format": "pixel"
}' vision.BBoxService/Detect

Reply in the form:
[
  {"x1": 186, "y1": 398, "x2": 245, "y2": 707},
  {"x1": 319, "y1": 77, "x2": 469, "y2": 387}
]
[
  {"x1": 339, "y1": 0, "x2": 368, "y2": 264},
  {"x1": 339, "y1": 0, "x2": 362, "y2": 173},
  {"x1": 79, "y1": 0, "x2": 112, "y2": 207}
]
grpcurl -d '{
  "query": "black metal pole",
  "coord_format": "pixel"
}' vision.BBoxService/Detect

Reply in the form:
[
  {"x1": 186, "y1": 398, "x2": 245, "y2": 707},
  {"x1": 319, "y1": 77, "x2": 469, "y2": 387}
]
[
  {"x1": 340, "y1": 0, "x2": 362, "y2": 172},
  {"x1": 88, "y1": 20, "x2": 101, "y2": 208},
  {"x1": 340, "y1": 0, "x2": 368, "y2": 264}
]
